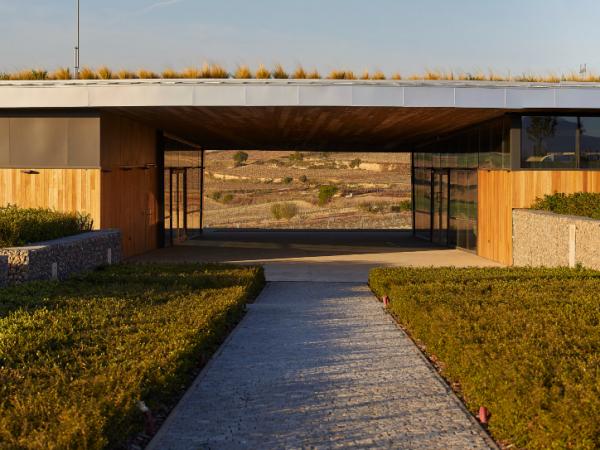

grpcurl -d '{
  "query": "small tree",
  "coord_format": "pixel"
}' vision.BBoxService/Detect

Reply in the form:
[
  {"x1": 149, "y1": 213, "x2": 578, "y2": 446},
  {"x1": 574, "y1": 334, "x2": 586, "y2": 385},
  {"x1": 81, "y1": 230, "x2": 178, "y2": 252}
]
[
  {"x1": 299, "y1": 175, "x2": 308, "y2": 183},
  {"x1": 349, "y1": 158, "x2": 361, "y2": 168},
  {"x1": 271, "y1": 202, "x2": 298, "y2": 220},
  {"x1": 283, "y1": 176, "x2": 293, "y2": 184},
  {"x1": 318, "y1": 185, "x2": 338, "y2": 206},
  {"x1": 233, "y1": 151, "x2": 249, "y2": 167}
]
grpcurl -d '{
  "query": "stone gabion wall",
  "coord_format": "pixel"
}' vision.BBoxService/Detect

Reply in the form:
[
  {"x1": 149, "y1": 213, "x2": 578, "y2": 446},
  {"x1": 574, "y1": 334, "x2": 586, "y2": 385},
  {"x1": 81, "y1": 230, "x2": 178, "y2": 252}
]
[
  {"x1": 0, "y1": 255, "x2": 7, "y2": 287},
  {"x1": 513, "y1": 209, "x2": 600, "y2": 269},
  {"x1": 0, "y1": 230, "x2": 122, "y2": 285}
]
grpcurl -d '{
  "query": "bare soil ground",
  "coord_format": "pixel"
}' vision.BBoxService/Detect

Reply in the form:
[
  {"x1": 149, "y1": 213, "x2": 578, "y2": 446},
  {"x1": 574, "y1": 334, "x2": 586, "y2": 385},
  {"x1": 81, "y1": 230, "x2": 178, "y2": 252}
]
[{"x1": 203, "y1": 150, "x2": 412, "y2": 229}]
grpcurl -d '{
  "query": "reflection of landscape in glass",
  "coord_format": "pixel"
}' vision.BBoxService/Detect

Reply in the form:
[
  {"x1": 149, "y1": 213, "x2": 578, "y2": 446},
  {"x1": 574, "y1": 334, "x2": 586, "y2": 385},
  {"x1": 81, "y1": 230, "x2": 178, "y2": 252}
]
[
  {"x1": 580, "y1": 117, "x2": 600, "y2": 168},
  {"x1": 203, "y1": 151, "x2": 411, "y2": 229},
  {"x1": 522, "y1": 116, "x2": 577, "y2": 168}
]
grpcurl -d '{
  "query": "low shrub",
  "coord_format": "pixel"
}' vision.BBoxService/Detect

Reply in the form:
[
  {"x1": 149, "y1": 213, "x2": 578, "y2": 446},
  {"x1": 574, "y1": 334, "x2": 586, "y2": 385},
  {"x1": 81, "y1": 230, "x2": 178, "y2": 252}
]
[
  {"x1": 318, "y1": 185, "x2": 338, "y2": 206},
  {"x1": 369, "y1": 266, "x2": 600, "y2": 450},
  {"x1": 0, "y1": 263, "x2": 265, "y2": 449},
  {"x1": 299, "y1": 175, "x2": 308, "y2": 183},
  {"x1": 271, "y1": 202, "x2": 298, "y2": 220},
  {"x1": 232, "y1": 151, "x2": 249, "y2": 167},
  {"x1": 531, "y1": 192, "x2": 600, "y2": 219},
  {"x1": 222, "y1": 193, "x2": 234, "y2": 204},
  {"x1": 0, "y1": 205, "x2": 93, "y2": 247},
  {"x1": 390, "y1": 199, "x2": 411, "y2": 212},
  {"x1": 359, "y1": 201, "x2": 386, "y2": 214},
  {"x1": 349, "y1": 158, "x2": 361, "y2": 168},
  {"x1": 282, "y1": 176, "x2": 293, "y2": 184}
]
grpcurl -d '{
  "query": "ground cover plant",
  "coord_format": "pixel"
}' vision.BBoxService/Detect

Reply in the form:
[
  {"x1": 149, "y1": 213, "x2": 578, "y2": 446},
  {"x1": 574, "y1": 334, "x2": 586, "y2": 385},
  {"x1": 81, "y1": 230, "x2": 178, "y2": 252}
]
[
  {"x1": 0, "y1": 263, "x2": 265, "y2": 449},
  {"x1": 0, "y1": 205, "x2": 93, "y2": 247},
  {"x1": 369, "y1": 266, "x2": 600, "y2": 450},
  {"x1": 531, "y1": 192, "x2": 600, "y2": 220}
]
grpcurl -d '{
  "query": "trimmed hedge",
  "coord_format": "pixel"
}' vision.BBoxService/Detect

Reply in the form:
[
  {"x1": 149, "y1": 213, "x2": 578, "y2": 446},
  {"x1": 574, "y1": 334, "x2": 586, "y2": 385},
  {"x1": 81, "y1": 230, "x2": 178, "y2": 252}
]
[
  {"x1": 0, "y1": 205, "x2": 93, "y2": 247},
  {"x1": 369, "y1": 267, "x2": 600, "y2": 450},
  {"x1": 0, "y1": 263, "x2": 265, "y2": 449},
  {"x1": 531, "y1": 192, "x2": 600, "y2": 220}
]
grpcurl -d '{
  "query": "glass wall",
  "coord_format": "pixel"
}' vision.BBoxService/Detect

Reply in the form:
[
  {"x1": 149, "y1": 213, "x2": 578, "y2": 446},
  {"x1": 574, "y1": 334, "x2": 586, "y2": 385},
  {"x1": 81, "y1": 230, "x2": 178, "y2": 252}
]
[
  {"x1": 521, "y1": 116, "x2": 577, "y2": 168},
  {"x1": 412, "y1": 116, "x2": 510, "y2": 251},
  {"x1": 521, "y1": 115, "x2": 600, "y2": 169}
]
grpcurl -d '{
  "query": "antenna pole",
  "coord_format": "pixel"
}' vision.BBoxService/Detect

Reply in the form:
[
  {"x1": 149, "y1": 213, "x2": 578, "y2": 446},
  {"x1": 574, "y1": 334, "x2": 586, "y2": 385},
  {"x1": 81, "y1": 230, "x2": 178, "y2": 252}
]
[{"x1": 74, "y1": 0, "x2": 80, "y2": 78}]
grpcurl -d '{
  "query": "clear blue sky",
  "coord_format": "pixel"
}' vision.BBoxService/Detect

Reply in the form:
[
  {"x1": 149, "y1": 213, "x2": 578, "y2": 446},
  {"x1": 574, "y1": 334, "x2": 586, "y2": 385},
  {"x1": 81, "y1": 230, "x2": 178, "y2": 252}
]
[{"x1": 1, "y1": 0, "x2": 598, "y2": 76}]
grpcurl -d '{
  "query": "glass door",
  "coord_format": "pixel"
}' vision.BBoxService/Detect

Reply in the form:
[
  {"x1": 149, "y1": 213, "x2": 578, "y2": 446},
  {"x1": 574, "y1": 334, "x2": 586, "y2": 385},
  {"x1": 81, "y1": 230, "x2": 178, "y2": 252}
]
[
  {"x1": 168, "y1": 168, "x2": 187, "y2": 244},
  {"x1": 432, "y1": 170, "x2": 449, "y2": 245}
]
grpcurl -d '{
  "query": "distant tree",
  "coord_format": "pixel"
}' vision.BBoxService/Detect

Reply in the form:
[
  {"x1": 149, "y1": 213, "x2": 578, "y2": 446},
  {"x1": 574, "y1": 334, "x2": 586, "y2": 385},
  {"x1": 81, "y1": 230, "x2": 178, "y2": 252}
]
[
  {"x1": 283, "y1": 176, "x2": 293, "y2": 184},
  {"x1": 318, "y1": 185, "x2": 338, "y2": 206},
  {"x1": 289, "y1": 151, "x2": 304, "y2": 162},
  {"x1": 233, "y1": 151, "x2": 249, "y2": 167},
  {"x1": 349, "y1": 158, "x2": 361, "y2": 168},
  {"x1": 526, "y1": 117, "x2": 557, "y2": 155},
  {"x1": 299, "y1": 175, "x2": 308, "y2": 183}
]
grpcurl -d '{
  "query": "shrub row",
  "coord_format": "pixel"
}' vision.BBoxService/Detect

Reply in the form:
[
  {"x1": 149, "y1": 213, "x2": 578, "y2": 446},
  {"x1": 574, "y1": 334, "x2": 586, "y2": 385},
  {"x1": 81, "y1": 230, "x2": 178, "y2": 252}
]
[
  {"x1": 0, "y1": 263, "x2": 265, "y2": 449},
  {"x1": 0, "y1": 205, "x2": 93, "y2": 247},
  {"x1": 531, "y1": 192, "x2": 600, "y2": 220},
  {"x1": 369, "y1": 266, "x2": 600, "y2": 450}
]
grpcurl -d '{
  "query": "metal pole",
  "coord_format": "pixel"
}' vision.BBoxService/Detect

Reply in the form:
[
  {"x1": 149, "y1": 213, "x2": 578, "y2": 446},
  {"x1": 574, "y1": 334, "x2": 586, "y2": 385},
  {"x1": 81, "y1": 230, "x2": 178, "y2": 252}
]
[
  {"x1": 199, "y1": 149, "x2": 205, "y2": 233},
  {"x1": 74, "y1": 0, "x2": 80, "y2": 78}
]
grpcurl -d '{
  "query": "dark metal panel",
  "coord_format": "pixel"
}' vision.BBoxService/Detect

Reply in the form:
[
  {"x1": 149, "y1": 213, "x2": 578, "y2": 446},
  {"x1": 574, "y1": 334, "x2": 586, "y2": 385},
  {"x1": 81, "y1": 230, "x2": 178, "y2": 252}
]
[
  {"x1": 9, "y1": 118, "x2": 68, "y2": 167},
  {"x1": 68, "y1": 117, "x2": 100, "y2": 167},
  {"x1": 0, "y1": 118, "x2": 8, "y2": 166}
]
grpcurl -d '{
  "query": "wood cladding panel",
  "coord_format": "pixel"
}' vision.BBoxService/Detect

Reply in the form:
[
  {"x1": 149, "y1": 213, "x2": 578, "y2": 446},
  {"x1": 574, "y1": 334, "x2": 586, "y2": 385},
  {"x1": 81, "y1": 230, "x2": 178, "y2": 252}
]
[
  {"x1": 477, "y1": 170, "x2": 513, "y2": 265},
  {"x1": 0, "y1": 168, "x2": 101, "y2": 227},
  {"x1": 100, "y1": 113, "x2": 158, "y2": 258},
  {"x1": 112, "y1": 106, "x2": 504, "y2": 151},
  {"x1": 477, "y1": 170, "x2": 600, "y2": 266}
]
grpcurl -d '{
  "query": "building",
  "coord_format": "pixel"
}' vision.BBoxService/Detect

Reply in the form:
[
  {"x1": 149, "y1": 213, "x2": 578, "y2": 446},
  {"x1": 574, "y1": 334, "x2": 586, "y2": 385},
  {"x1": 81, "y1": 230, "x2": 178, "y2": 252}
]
[{"x1": 1, "y1": 78, "x2": 600, "y2": 263}]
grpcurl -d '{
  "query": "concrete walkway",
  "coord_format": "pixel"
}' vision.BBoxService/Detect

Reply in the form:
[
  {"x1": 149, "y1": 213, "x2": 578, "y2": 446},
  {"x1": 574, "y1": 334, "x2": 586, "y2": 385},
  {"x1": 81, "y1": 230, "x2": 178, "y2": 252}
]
[{"x1": 148, "y1": 282, "x2": 496, "y2": 449}]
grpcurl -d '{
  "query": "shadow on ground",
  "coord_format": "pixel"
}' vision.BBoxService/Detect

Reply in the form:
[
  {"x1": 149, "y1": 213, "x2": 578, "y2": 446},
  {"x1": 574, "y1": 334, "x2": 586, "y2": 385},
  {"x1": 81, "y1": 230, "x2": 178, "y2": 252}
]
[{"x1": 133, "y1": 230, "x2": 500, "y2": 282}]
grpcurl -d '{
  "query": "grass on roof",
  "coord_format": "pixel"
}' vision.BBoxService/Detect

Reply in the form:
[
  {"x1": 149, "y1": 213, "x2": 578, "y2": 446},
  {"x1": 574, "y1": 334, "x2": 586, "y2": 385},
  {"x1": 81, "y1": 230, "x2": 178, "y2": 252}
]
[{"x1": 3, "y1": 63, "x2": 600, "y2": 83}]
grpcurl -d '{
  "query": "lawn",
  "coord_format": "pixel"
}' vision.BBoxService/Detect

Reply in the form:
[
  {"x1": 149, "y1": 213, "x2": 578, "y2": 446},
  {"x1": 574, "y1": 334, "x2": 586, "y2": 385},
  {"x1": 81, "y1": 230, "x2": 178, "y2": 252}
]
[
  {"x1": 0, "y1": 263, "x2": 264, "y2": 449},
  {"x1": 369, "y1": 267, "x2": 600, "y2": 450}
]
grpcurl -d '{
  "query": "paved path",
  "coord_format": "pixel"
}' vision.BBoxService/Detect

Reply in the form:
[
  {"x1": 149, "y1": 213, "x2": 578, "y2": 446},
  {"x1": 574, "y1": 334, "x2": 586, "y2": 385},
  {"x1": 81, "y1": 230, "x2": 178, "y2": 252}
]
[{"x1": 148, "y1": 282, "x2": 495, "y2": 449}]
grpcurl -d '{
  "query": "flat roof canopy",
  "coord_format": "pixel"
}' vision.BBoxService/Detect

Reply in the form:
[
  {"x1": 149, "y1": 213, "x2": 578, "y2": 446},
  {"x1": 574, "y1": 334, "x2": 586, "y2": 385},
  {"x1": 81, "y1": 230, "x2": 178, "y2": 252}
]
[{"x1": 2, "y1": 79, "x2": 600, "y2": 150}]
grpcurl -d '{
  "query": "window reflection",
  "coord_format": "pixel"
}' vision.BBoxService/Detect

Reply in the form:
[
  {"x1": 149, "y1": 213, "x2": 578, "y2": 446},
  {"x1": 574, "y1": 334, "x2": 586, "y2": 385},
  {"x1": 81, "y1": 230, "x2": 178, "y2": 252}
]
[
  {"x1": 521, "y1": 116, "x2": 577, "y2": 168},
  {"x1": 580, "y1": 117, "x2": 600, "y2": 168}
]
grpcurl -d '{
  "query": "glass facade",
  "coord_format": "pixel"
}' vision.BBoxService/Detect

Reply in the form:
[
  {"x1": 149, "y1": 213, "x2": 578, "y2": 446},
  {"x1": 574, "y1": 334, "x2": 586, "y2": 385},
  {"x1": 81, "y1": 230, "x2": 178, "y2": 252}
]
[
  {"x1": 521, "y1": 115, "x2": 600, "y2": 169},
  {"x1": 413, "y1": 117, "x2": 510, "y2": 251}
]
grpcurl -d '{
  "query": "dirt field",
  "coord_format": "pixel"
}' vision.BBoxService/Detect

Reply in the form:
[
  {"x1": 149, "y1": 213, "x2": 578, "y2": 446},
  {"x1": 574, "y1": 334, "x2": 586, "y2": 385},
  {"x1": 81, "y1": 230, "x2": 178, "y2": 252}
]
[{"x1": 203, "y1": 150, "x2": 412, "y2": 229}]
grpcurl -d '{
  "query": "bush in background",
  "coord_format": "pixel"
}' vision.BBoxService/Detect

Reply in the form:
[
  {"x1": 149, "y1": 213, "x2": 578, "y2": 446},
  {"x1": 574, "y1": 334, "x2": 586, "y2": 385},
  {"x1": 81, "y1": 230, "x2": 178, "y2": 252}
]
[
  {"x1": 318, "y1": 185, "x2": 338, "y2": 206},
  {"x1": 299, "y1": 174, "x2": 308, "y2": 183},
  {"x1": 531, "y1": 192, "x2": 600, "y2": 219},
  {"x1": 369, "y1": 266, "x2": 600, "y2": 450},
  {"x1": 232, "y1": 151, "x2": 249, "y2": 167},
  {"x1": 271, "y1": 202, "x2": 298, "y2": 220},
  {"x1": 390, "y1": 199, "x2": 412, "y2": 212},
  {"x1": 359, "y1": 201, "x2": 387, "y2": 214},
  {"x1": 282, "y1": 176, "x2": 293, "y2": 184},
  {"x1": 0, "y1": 205, "x2": 93, "y2": 247},
  {"x1": 0, "y1": 264, "x2": 265, "y2": 449},
  {"x1": 349, "y1": 158, "x2": 361, "y2": 168}
]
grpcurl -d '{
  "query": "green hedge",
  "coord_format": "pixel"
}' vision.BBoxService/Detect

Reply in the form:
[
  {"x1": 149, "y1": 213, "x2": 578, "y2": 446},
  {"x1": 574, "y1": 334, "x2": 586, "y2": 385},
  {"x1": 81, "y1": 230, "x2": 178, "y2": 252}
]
[
  {"x1": 0, "y1": 205, "x2": 93, "y2": 247},
  {"x1": 0, "y1": 263, "x2": 265, "y2": 449},
  {"x1": 369, "y1": 267, "x2": 600, "y2": 450},
  {"x1": 531, "y1": 192, "x2": 600, "y2": 220}
]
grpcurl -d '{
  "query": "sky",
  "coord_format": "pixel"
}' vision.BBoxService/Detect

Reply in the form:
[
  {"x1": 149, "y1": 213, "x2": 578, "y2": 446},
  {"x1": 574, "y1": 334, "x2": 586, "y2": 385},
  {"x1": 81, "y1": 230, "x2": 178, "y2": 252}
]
[{"x1": 0, "y1": 0, "x2": 599, "y2": 76}]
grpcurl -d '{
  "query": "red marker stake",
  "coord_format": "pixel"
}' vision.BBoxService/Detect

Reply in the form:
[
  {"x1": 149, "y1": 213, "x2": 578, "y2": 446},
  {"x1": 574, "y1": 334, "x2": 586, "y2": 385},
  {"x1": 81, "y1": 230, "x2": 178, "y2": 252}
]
[
  {"x1": 382, "y1": 296, "x2": 389, "y2": 307},
  {"x1": 479, "y1": 406, "x2": 490, "y2": 424}
]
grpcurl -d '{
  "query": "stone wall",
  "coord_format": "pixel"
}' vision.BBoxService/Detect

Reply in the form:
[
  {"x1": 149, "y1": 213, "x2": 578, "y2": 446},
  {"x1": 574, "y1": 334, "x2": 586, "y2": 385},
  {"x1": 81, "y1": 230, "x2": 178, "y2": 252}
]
[
  {"x1": 0, "y1": 230, "x2": 121, "y2": 285},
  {"x1": 0, "y1": 254, "x2": 7, "y2": 287},
  {"x1": 513, "y1": 209, "x2": 600, "y2": 269}
]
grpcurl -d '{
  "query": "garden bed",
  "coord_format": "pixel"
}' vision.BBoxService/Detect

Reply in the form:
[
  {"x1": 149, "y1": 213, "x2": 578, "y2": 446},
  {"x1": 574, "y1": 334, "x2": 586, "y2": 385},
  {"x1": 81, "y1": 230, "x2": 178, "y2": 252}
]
[
  {"x1": 0, "y1": 263, "x2": 265, "y2": 449},
  {"x1": 369, "y1": 266, "x2": 600, "y2": 450}
]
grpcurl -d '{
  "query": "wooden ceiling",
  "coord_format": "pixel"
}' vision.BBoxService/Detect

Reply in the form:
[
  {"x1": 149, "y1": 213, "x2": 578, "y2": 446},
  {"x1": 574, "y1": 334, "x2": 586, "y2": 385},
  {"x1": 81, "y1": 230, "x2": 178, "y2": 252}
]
[{"x1": 111, "y1": 106, "x2": 505, "y2": 151}]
